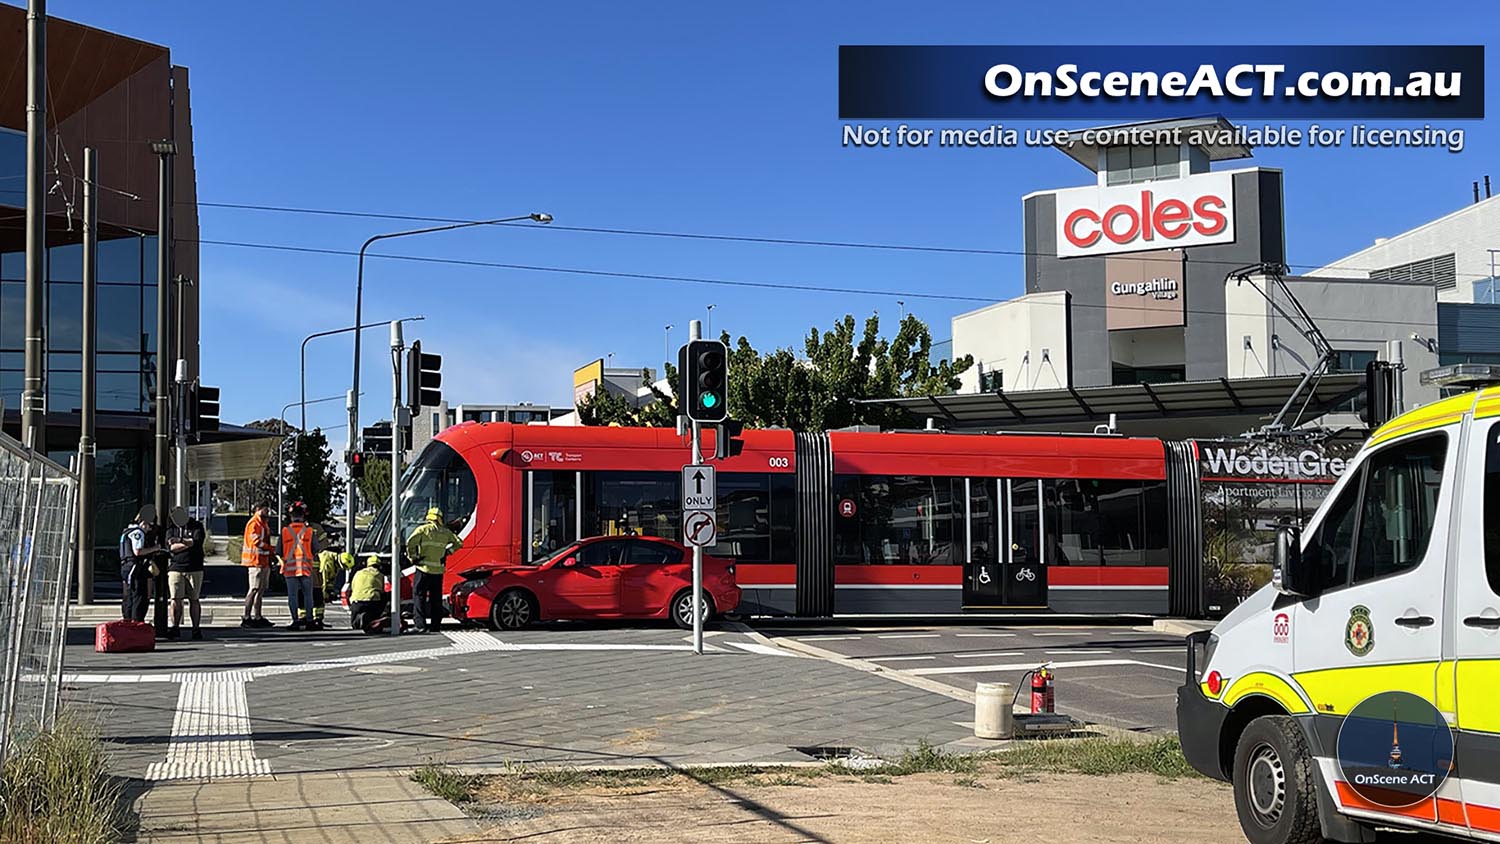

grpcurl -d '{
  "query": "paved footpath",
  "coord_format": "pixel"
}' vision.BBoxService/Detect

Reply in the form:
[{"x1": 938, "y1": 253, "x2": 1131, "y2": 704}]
[{"x1": 63, "y1": 618, "x2": 986, "y2": 843}]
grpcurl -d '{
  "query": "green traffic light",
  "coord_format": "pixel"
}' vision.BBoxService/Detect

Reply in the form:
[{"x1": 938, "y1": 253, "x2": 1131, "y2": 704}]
[{"x1": 701, "y1": 393, "x2": 720, "y2": 409}]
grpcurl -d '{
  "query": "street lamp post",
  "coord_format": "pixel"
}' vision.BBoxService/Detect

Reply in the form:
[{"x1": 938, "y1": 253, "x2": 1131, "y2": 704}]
[
  {"x1": 705, "y1": 304, "x2": 715, "y2": 337},
  {"x1": 663, "y1": 324, "x2": 673, "y2": 370},
  {"x1": 346, "y1": 213, "x2": 551, "y2": 554}
]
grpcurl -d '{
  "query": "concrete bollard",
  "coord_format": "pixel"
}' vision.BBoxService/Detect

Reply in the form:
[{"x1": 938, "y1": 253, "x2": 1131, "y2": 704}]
[{"x1": 974, "y1": 681, "x2": 1013, "y2": 739}]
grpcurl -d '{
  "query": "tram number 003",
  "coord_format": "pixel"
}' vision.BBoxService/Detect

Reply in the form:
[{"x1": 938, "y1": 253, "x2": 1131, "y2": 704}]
[{"x1": 768, "y1": 457, "x2": 791, "y2": 469}]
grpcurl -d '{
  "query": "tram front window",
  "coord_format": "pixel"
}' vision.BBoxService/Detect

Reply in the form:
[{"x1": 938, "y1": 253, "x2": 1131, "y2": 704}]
[{"x1": 359, "y1": 441, "x2": 477, "y2": 556}]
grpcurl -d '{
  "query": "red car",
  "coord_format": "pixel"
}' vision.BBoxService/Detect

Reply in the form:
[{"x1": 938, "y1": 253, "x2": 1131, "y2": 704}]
[{"x1": 452, "y1": 536, "x2": 740, "y2": 631}]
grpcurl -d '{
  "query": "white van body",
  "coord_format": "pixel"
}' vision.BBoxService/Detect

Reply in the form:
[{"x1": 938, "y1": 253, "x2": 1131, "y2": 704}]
[{"x1": 1177, "y1": 386, "x2": 1500, "y2": 844}]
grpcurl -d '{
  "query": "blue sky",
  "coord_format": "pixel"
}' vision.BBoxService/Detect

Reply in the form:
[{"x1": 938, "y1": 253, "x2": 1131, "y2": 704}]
[{"x1": 44, "y1": 0, "x2": 1500, "y2": 440}]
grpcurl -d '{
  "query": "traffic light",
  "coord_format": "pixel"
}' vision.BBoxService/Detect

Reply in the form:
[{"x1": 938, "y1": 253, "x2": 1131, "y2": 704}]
[
  {"x1": 679, "y1": 339, "x2": 729, "y2": 423},
  {"x1": 406, "y1": 340, "x2": 442, "y2": 414},
  {"x1": 713, "y1": 419, "x2": 744, "y2": 460},
  {"x1": 349, "y1": 450, "x2": 366, "y2": 479},
  {"x1": 362, "y1": 422, "x2": 393, "y2": 455},
  {"x1": 186, "y1": 383, "x2": 220, "y2": 437}
]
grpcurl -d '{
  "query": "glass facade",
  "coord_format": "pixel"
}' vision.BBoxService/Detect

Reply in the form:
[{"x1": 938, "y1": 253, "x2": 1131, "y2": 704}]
[{"x1": 0, "y1": 235, "x2": 157, "y2": 413}]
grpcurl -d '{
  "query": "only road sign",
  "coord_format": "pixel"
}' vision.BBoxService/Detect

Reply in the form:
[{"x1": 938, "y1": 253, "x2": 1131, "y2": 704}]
[
  {"x1": 683, "y1": 510, "x2": 717, "y2": 547},
  {"x1": 682, "y1": 464, "x2": 716, "y2": 511}
]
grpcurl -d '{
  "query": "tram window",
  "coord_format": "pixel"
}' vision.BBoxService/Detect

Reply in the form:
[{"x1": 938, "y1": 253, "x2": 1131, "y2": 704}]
[
  {"x1": 770, "y1": 474, "x2": 795, "y2": 563},
  {"x1": 361, "y1": 441, "x2": 477, "y2": 556},
  {"x1": 526, "y1": 471, "x2": 577, "y2": 559},
  {"x1": 1043, "y1": 479, "x2": 1168, "y2": 566},
  {"x1": 833, "y1": 474, "x2": 962, "y2": 565},
  {"x1": 968, "y1": 479, "x2": 995, "y2": 563},
  {"x1": 1011, "y1": 480, "x2": 1041, "y2": 564},
  {"x1": 708, "y1": 474, "x2": 773, "y2": 563},
  {"x1": 588, "y1": 472, "x2": 679, "y2": 541}
]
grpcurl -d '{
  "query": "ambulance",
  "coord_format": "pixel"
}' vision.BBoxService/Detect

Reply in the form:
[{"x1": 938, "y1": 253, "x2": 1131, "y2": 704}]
[{"x1": 1178, "y1": 366, "x2": 1500, "y2": 844}]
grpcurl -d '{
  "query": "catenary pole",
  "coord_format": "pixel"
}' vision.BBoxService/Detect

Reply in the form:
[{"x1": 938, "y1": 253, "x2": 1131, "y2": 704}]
[
  {"x1": 389, "y1": 321, "x2": 404, "y2": 636},
  {"x1": 21, "y1": 0, "x2": 46, "y2": 451},
  {"x1": 151, "y1": 140, "x2": 175, "y2": 635},
  {"x1": 77, "y1": 147, "x2": 97, "y2": 604}
]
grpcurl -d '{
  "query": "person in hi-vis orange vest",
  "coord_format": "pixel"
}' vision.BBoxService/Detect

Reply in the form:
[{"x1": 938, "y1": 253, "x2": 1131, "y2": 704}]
[
  {"x1": 280, "y1": 501, "x2": 321, "y2": 631},
  {"x1": 240, "y1": 503, "x2": 275, "y2": 628}
]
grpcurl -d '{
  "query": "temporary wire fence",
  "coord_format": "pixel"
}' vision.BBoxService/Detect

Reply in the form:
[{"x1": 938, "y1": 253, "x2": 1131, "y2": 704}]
[{"x1": 0, "y1": 433, "x2": 79, "y2": 766}]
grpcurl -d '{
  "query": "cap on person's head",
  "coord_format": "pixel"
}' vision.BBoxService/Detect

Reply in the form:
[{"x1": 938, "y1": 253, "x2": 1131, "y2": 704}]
[
  {"x1": 136, "y1": 504, "x2": 157, "y2": 524},
  {"x1": 425, "y1": 507, "x2": 443, "y2": 523},
  {"x1": 169, "y1": 505, "x2": 188, "y2": 527}
]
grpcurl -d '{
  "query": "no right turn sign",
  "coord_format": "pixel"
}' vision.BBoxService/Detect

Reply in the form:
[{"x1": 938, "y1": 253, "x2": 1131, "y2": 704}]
[{"x1": 683, "y1": 510, "x2": 717, "y2": 547}]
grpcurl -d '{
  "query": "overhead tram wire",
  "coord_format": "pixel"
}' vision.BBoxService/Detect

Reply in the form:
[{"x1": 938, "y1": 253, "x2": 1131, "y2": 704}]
[
  {"x1": 4, "y1": 187, "x2": 1496, "y2": 283},
  {"x1": 178, "y1": 235, "x2": 1467, "y2": 329},
  {"x1": 182, "y1": 199, "x2": 1500, "y2": 282}
]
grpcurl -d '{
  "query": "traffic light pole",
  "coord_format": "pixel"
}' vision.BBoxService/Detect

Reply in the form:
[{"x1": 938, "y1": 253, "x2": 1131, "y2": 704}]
[
  {"x1": 389, "y1": 321, "x2": 404, "y2": 637},
  {"x1": 689, "y1": 319, "x2": 704, "y2": 655}
]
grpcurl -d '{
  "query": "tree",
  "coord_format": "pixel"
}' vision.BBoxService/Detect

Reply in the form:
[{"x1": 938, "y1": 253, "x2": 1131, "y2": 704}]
[
  {"x1": 285, "y1": 428, "x2": 343, "y2": 523},
  {"x1": 359, "y1": 457, "x2": 392, "y2": 510},
  {"x1": 575, "y1": 313, "x2": 972, "y2": 432}
]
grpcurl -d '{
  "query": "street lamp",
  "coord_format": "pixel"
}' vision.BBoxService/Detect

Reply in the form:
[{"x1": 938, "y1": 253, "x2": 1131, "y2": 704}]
[
  {"x1": 347, "y1": 213, "x2": 551, "y2": 553},
  {"x1": 663, "y1": 324, "x2": 673, "y2": 368},
  {"x1": 705, "y1": 304, "x2": 716, "y2": 336}
]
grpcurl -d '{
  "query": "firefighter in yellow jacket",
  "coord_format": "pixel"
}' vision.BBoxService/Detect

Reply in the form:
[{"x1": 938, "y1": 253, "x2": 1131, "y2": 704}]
[{"x1": 404, "y1": 507, "x2": 462, "y2": 633}]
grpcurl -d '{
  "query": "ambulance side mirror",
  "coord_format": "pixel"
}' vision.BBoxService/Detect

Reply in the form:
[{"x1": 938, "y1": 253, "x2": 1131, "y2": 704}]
[{"x1": 1273, "y1": 525, "x2": 1315, "y2": 598}]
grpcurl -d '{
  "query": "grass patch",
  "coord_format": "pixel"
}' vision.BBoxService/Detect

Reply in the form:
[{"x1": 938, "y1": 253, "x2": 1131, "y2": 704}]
[
  {"x1": 0, "y1": 714, "x2": 124, "y2": 844},
  {"x1": 411, "y1": 763, "x2": 480, "y2": 805},
  {"x1": 996, "y1": 736, "x2": 1200, "y2": 779}
]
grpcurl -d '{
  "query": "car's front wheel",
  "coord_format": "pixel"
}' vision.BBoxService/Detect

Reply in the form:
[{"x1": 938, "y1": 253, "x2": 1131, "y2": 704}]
[
  {"x1": 671, "y1": 589, "x2": 714, "y2": 630},
  {"x1": 1232, "y1": 715, "x2": 1323, "y2": 844},
  {"x1": 490, "y1": 589, "x2": 538, "y2": 631}
]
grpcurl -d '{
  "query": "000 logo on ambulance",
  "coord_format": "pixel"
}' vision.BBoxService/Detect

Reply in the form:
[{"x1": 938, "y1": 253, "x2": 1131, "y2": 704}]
[{"x1": 1178, "y1": 371, "x2": 1500, "y2": 844}]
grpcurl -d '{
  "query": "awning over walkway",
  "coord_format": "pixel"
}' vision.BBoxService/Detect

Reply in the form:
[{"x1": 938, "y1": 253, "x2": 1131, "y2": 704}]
[
  {"x1": 185, "y1": 426, "x2": 281, "y2": 482},
  {"x1": 863, "y1": 373, "x2": 1365, "y2": 435}
]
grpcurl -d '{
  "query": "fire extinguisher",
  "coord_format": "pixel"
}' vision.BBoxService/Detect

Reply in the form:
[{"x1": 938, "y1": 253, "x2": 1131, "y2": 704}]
[{"x1": 1029, "y1": 666, "x2": 1055, "y2": 714}]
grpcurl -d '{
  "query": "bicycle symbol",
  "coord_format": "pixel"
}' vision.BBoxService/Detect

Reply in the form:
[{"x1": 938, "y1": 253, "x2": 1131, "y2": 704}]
[{"x1": 1015, "y1": 567, "x2": 1036, "y2": 582}]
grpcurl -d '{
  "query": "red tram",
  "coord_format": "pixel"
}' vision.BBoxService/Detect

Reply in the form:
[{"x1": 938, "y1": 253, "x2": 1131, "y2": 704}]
[{"x1": 360, "y1": 422, "x2": 1208, "y2": 617}]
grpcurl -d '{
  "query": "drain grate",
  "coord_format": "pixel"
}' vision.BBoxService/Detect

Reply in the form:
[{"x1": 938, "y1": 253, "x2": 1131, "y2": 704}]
[{"x1": 791, "y1": 745, "x2": 887, "y2": 770}]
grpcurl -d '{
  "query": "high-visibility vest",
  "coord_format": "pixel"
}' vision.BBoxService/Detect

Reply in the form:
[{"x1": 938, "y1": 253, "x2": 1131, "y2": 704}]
[
  {"x1": 281, "y1": 523, "x2": 316, "y2": 578},
  {"x1": 241, "y1": 515, "x2": 273, "y2": 567}
]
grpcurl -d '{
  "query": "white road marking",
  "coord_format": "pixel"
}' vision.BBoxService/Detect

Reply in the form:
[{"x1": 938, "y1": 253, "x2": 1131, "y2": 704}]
[
  {"x1": 724, "y1": 641, "x2": 802, "y2": 658},
  {"x1": 876, "y1": 633, "x2": 941, "y2": 640},
  {"x1": 1045, "y1": 649, "x2": 1111, "y2": 655},
  {"x1": 953, "y1": 651, "x2": 1024, "y2": 659},
  {"x1": 797, "y1": 635, "x2": 862, "y2": 642},
  {"x1": 868, "y1": 655, "x2": 937, "y2": 663},
  {"x1": 954, "y1": 633, "x2": 1016, "y2": 638},
  {"x1": 1132, "y1": 647, "x2": 1187, "y2": 654},
  {"x1": 909, "y1": 658, "x2": 1155, "y2": 676},
  {"x1": 1032, "y1": 632, "x2": 1085, "y2": 637}
]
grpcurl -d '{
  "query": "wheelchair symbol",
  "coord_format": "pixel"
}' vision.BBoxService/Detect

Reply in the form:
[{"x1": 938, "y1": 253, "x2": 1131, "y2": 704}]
[
  {"x1": 1015, "y1": 567, "x2": 1036, "y2": 582},
  {"x1": 977, "y1": 568, "x2": 992, "y2": 586}
]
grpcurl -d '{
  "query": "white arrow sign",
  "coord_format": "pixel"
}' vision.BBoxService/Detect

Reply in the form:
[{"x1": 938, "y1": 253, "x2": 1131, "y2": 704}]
[
  {"x1": 682, "y1": 464, "x2": 716, "y2": 511},
  {"x1": 683, "y1": 510, "x2": 717, "y2": 547}
]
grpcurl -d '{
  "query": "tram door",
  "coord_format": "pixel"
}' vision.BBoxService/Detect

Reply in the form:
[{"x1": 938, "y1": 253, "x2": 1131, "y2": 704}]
[{"x1": 963, "y1": 479, "x2": 1047, "y2": 608}]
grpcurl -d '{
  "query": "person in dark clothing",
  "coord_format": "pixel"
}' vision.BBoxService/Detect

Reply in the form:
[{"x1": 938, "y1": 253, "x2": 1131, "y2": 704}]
[
  {"x1": 120, "y1": 505, "x2": 160, "y2": 623},
  {"x1": 164, "y1": 505, "x2": 207, "y2": 640}
]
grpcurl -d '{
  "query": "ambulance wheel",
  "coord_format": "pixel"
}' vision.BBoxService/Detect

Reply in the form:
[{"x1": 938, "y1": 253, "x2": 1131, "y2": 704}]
[
  {"x1": 1233, "y1": 716, "x2": 1322, "y2": 844},
  {"x1": 491, "y1": 589, "x2": 537, "y2": 630}
]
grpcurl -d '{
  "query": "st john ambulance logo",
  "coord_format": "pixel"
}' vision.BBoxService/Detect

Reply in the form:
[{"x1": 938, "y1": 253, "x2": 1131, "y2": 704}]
[{"x1": 1346, "y1": 605, "x2": 1375, "y2": 657}]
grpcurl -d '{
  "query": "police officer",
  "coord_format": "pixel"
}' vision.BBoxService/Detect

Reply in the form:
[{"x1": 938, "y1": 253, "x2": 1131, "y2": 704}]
[
  {"x1": 404, "y1": 507, "x2": 462, "y2": 633},
  {"x1": 120, "y1": 505, "x2": 160, "y2": 623}
]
